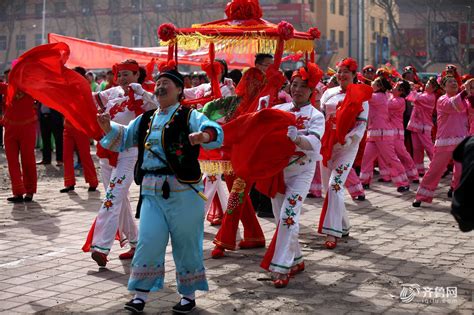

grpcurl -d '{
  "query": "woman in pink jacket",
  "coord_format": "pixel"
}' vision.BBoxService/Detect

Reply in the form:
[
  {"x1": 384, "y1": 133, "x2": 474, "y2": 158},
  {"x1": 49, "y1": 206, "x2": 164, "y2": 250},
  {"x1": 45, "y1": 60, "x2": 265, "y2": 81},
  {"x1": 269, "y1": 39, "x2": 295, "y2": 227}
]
[
  {"x1": 465, "y1": 78, "x2": 474, "y2": 135},
  {"x1": 360, "y1": 77, "x2": 410, "y2": 191},
  {"x1": 413, "y1": 76, "x2": 470, "y2": 207},
  {"x1": 378, "y1": 80, "x2": 419, "y2": 182},
  {"x1": 406, "y1": 78, "x2": 439, "y2": 176}
]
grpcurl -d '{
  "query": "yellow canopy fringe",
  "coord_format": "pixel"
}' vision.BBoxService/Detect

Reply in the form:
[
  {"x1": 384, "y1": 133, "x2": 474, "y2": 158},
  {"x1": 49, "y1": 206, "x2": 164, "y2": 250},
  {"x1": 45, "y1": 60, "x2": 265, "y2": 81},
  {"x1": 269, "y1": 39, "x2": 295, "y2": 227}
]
[{"x1": 161, "y1": 34, "x2": 314, "y2": 54}]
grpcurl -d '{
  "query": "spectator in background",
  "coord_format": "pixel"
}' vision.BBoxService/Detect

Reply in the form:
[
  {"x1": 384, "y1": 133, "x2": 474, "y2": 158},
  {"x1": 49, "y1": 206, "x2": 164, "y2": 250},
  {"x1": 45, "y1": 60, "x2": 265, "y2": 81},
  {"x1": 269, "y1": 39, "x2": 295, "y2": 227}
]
[
  {"x1": 86, "y1": 71, "x2": 99, "y2": 92},
  {"x1": 228, "y1": 69, "x2": 242, "y2": 86},
  {"x1": 254, "y1": 53, "x2": 273, "y2": 73},
  {"x1": 102, "y1": 70, "x2": 115, "y2": 91},
  {"x1": 191, "y1": 73, "x2": 200, "y2": 87},
  {"x1": 37, "y1": 103, "x2": 64, "y2": 166}
]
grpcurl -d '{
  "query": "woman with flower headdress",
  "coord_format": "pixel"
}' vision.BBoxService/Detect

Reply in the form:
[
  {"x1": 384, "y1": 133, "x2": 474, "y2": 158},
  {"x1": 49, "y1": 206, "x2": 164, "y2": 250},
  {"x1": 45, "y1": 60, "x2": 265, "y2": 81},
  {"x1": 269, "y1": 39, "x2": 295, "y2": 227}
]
[
  {"x1": 260, "y1": 62, "x2": 325, "y2": 288},
  {"x1": 359, "y1": 76, "x2": 411, "y2": 191},
  {"x1": 97, "y1": 64, "x2": 223, "y2": 313},
  {"x1": 406, "y1": 77, "x2": 439, "y2": 176},
  {"x1": 82, "y1": 59, "x2": 157, "y2": 267},
  {"x1": 413, "y1": 76, "x2": 470, "y2": 207},
  {"x1": 318, "y1": 58, "x2": 372, "y2": 250}
]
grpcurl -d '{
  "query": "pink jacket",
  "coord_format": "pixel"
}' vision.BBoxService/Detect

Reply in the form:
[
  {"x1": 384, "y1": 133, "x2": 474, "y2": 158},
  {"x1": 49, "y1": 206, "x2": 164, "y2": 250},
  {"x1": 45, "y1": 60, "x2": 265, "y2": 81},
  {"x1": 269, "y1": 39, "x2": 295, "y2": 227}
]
[
  {"x1": 406, "y1": 91, "x2": 436, "y2": 134},
  {"x1": 434, "y1": 91, "x2": 469, "y2": 152},
  {"x1": 388, "y1": 95, "x2": 406, "y2": 140},
  {"x1": 367, "y1": 92, "x2": 394, "y2": 141},
  {"x1": 467, "y1": 96, "x2": 474, "y2": 135}
]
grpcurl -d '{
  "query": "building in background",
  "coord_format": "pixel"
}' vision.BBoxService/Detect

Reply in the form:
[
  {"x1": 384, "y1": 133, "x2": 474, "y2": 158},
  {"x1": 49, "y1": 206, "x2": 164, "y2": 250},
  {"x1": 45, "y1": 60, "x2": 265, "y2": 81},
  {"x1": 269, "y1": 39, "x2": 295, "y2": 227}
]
[
  {"x1": 0, "y1": 0, "x2": 404, "y2": 73},
  {"x1": 395, "y1": 0, "x2": 473, "y2": 74}
]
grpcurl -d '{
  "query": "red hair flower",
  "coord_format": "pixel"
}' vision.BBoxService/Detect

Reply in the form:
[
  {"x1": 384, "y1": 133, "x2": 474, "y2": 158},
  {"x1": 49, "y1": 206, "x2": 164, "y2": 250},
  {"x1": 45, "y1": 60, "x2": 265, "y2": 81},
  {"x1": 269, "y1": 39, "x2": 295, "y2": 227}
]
[
  {"x1": 278, "y1": 21, "x2": 294, "y2": 41},
  {"x1": 158, "y1": 60, "x2": 177, "y2": 72},
  {"x1": 308, "y1": 27, "x2": 321, "y2": 39},
  {"x1": 336, "y1": 57, "x2": 358, "y2": 72},
  {"x1": 158, "y1": 23, "x2": 177, "y2": 42}
]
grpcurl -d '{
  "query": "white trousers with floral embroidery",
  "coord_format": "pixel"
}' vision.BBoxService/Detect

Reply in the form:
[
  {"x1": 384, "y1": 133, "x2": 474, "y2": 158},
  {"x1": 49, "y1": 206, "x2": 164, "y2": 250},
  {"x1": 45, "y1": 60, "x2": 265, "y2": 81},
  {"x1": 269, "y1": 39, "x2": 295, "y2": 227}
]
[
  {"x1": 203, "y1": 174, "x2": 229, "y2": 213},
  {"x1": 319, "y1": 143, "x2": 359, "y2": 238},
  {"x1": 269, "y1": 159, "x2": 315, "y2": 274},
  {"x1": 91, "y1": 156, "x2": 138, "y2": 254}
]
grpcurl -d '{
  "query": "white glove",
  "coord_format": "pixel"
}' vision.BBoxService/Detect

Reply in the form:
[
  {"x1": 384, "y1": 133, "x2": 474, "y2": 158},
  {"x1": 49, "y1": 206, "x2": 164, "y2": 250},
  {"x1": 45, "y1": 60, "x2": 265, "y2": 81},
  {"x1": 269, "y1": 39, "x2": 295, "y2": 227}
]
[
  {"x1": 287, "y1": 126, "x2": 298, "y2": 142},
  {"x1": 129, "y1": 83, "x2": 145, "y2": 96}
]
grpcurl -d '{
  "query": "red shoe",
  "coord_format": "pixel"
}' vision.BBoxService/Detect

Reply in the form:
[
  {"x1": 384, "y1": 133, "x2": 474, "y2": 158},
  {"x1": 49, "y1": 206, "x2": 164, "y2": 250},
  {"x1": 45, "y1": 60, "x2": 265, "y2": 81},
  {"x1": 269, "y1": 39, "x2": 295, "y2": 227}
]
[
  {"x1": 238, "y1": 240, "x2": 265, "y2": 249},
  {"x1": 118, "y1": 248, "x2": 135, "y2": 260},
  {"x1": 273, "y1": 274, "x2": 290, "y2": 288},
  {"x1": 289, "y1": 262, "x2": 305, "y2": 277},
  {"x1": 91, "y1": 251, "x2": 108, "y2": 267},
  {"x1": 211, "y1": 246, "x2": 225, "y2": 259},
  {"x1": 324, "y1": 237, "x2": 337, "y2": 250}
]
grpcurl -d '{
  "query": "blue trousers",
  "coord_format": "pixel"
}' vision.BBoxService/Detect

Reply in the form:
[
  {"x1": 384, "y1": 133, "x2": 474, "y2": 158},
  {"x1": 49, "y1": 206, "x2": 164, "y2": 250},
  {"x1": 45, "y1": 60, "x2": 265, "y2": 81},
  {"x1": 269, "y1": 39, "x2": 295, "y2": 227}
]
[{"x1": 127, "y1": 181, "x2": 208, "y2": 295}]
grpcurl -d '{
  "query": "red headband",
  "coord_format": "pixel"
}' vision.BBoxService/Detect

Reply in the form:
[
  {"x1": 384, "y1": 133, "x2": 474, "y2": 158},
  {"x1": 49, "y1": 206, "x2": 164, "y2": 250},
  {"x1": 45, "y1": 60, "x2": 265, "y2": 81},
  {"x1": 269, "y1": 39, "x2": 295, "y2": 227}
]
[
  {"x1": 112, "y1": 63, "x2": 140, "y2": 83},
  {"x1": 291, "y1": 62, "x2": 323, "y2": 89},
  {"x1": 336, "y1": 58, "x2": 358, "y2": 72}
]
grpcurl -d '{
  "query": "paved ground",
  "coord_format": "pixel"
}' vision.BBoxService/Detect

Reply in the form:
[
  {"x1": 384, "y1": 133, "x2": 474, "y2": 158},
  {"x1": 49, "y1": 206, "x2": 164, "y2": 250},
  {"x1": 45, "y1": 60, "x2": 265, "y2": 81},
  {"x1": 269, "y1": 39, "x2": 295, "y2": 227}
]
[{"x1": 0, "y1": 148, "x2": 473, "y2": 314}]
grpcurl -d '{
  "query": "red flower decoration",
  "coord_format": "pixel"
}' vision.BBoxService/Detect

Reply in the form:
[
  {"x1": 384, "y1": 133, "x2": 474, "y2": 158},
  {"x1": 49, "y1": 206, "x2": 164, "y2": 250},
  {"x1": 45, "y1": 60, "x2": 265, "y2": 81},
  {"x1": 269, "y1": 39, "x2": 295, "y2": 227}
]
[
  {"x1": 158, "y1": 23, "x2": 177, "y2": 42},
  {"x1": 158, "y1": 60, "x2": 177, "y2": 72},
  {"x1": 284, "y1": 217, "x2": 295, "y2": 227},
  {"x1": 278, "y1": 21, "x2": 294, "y2": 41},
  {"x1": 336, "y1": 58, "x2": 358, "y2": 72},
  {"x1": 117, "y1": 179, "x2": 122, "y2": 184},
  {"x1": 225, "y1": 0, "x2": 262, "y2": 20},
  {"x1": 289, "y1": 199, "x2": 296, "y2": 206},
  {"x1": 175, "y1": 149, "x2": 183, "y2": 156},
  {"x1": 308, "y1": 27, "x2": 321, "y2": 39},
  {"x1": 104, "y1": 200, "x2": 113, "y2": 209},
  {"x1": 109, "y1": 183, "x2": 115, "y2": 188}
]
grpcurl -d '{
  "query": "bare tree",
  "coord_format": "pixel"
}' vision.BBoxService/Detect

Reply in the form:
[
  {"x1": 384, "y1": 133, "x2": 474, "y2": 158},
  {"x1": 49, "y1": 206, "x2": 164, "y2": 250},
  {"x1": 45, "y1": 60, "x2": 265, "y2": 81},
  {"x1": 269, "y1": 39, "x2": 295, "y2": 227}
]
[{"x1": 0, "y1": 2, "x2": 16, "y2": 70}]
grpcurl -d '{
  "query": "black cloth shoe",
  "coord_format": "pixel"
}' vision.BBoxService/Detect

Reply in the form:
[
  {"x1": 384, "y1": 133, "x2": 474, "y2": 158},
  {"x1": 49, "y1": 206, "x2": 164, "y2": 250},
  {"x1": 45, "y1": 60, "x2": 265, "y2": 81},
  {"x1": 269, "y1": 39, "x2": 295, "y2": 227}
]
[
  {"x1": 172, "y1": 297, "x2": 196, "y2": 313},
  {"x1": 355, "y1": 195, "x2": 365, "y2": 201},
  {"x1": 377, "y1": 178, "x2": 391, "y2": 183},
  {"x1": 362, "y1": 184, "x2": 370, "y2": 190},
  {"x1": 412, "y1": 179, "x2": 420, "y2": 184},
  {"x1": 447, "y1": 188, "x2": 453, "y2": 198},
  {"x1": 124, "y1": 298, "x2": 145, "y2": 313},
  {"x1": 60, "y1": 186, "x2": 75, "y2": 193},
  {"x1": 24, "y1": 195, "x2": 33, "y2": 202},
  {"x1": 397, "y1": 186, "x2": 410, "y2": 192},
  {"x1": 7, "y1": 195, "x2": 23, "y2": 203},
  {"x1": 36, "y1": 160, "x2": 51, "y2": 165},
  {"x1": 412, "y1": 200, "x2": 421, "y2": 207},
  {"x1": 88, "y1": 186, "x2": 97, "y2": 192}
]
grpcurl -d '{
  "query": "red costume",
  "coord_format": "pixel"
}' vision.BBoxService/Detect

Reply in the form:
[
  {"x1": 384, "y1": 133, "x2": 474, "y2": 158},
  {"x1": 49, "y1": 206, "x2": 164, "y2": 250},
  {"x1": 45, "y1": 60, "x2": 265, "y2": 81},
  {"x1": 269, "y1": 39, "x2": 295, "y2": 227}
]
[
  {"x1": 62, "y1": 119, "x2": 98, "y2": 189},
  {"x1": 1, "y1": 83, "x2": 38, "y2": 199}
]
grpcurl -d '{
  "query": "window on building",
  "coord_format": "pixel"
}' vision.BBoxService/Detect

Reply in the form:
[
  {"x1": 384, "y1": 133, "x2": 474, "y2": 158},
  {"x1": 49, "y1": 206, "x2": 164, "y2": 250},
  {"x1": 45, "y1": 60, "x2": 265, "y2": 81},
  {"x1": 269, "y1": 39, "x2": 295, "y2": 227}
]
[
  {"x1": 339, "y1": 0, "x2": 344, "y2": 15},
  {"x1": 330, "y1": 29, "x2": 336, "y2": 43},
  {"x1": 109, "y1": 0, "x2": 121, "y2": 14},
  {"x1": 154, "y1": 0, "x2": 168, "y2": 10},
  {"x1": 132, "y1": 29, "x2": 140, "y2": 46},
  {"x1": 370, "y1": 42, "x2": 376, "y2": 60},
  {"x1": 379, "y1": 19, "x2": 384, "y2": 33},
  {"x1": 35, "y1": 3, "x2": 43, "y2": 18},
  {"x1": 330, "y1": 0, "x2": 336, "y2": 14},
  {"x1": 14, "y1": 0, "x2": 26, "y2": 15},
  {"x1": 308, "y1": 0, "x2": 315, "y2": 12},
  {"x1": 370, "y1": 16, "x2": 375, "y2": 31},
  {"x1": 54, "y1": 2, "x2": 67, "y2": 15},
  {"x1": 35, "y1": 34, "x2": 43, "y2": 46},
  {"x1": 338, "y1": 30, "x2": 344, "y2": 48},
  {"x1": 110, "y1": 30, "x2": 121, "y2": 45},
  {"x1": 131, "y1": 0, "x2": 140, "y2": 12},
  {"x1": 16, "y1": 34, "x2": 26, "y2": 50},
  {"x1": 0, "y1": 36, "x2": 7, "y2": 51},
  {"x1": 80, "y1": 0, "x2": 93, "y2": 15}
]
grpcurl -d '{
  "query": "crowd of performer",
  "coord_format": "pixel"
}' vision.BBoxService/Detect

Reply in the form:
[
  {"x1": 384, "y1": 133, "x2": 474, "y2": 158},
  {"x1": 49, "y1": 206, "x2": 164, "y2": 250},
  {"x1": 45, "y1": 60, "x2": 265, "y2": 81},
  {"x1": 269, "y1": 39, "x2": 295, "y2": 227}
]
[{"x1": 1, "y1": 54, "x2": 473, "y2": 313}]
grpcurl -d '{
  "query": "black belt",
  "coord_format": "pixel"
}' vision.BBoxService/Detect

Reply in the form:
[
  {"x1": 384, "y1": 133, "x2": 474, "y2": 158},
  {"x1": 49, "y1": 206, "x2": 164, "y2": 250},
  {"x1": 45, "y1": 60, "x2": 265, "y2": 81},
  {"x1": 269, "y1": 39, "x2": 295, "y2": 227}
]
[{"x1": 143, "y1": 168, "x2": 174, "y2": 176}]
